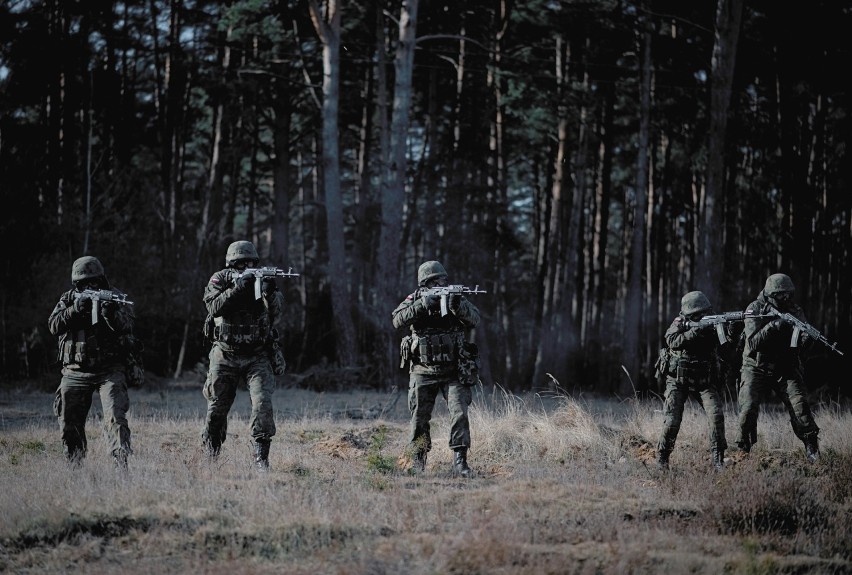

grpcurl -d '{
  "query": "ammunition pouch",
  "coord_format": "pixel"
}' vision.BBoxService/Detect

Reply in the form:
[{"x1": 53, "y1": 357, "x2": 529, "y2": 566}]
[
  {"x1": 269, "y1": 330, "x2": 286, "y2": 375},
  {"x1": 399, "y1": 335, "x2": 414, "y2": 369},
  {"x1": 653, "y1": 348, "x2": 670, "y2": 379},
  {"x1": 212, "y1": 317, "x2": 269, "y2": 346},
  {"x1": 411, "y1": 333, "x2": 460, "y2": 366},
  {"x1": 457, "y1": 342, "x2": 480, "y2": 386},
  {"x1": 59, "y1": 331, "x2": 101, "y2": 368},
  {"x1": 122, "y1": 335, "x2": 145, "y2": 387}
]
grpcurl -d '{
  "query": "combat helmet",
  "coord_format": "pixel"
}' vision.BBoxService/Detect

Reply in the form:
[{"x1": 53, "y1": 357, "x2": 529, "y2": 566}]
[
  {"x1": 764, "y1": 273, "x2": 795, "y2": 295},
  {"x1": 680, "y1": 291, "x2": 712, "y2": 315},
  {"x1": 71, "y1": 256, "x2": 105, "y2": 284},
  {"x1": 225, "y1": 241, "x2": 259, "y2": 266},
  {"x1": 418, "y1": 261, "x2": 448, "y2": 286}
]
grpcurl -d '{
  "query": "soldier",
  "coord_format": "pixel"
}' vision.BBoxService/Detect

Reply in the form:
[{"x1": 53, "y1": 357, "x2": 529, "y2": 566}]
[
  {"x1": 47, "y1": 256, "x2": 137, "y2": 468},
  {"x1": 393, "y1": 260, "x2": 481, "y2": 477},
  {"x1": 202, "y1": 240, "x2": 285, "y2": 469},
  {"x1": 735, "y1": 273, "x2": 820, "y2": 462},
  {"x1": 656, "y1": 291, "x2": 728, "y2": 471}
]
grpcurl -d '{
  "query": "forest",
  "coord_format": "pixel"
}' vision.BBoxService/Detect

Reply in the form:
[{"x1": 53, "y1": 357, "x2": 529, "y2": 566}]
[{"x1": 1, "y1": 0, "x2": 850, "y2": 395}]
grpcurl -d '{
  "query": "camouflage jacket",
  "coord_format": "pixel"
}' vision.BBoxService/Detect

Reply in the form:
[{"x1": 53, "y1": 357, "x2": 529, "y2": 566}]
[{"x1": 204, "y1": 268, "x2": 285, "y2": 352}]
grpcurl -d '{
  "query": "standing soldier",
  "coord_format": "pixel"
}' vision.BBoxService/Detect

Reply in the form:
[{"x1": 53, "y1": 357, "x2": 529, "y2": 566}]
[
  {"x1": 393, "y1": 261, "x2": 481, "y2": 477},
  {"x1": 736, "y1": 273, "x2": 820, "y2": 462},
  {"x1": 48, "y1": 256, "x2": 138, "y2": 468},
  {"x1": 202, "y1": 241, "x2": 285, "y2": 469},
  {"x1": 656, "y1": 291, "x2": 728, "y2": 471}
]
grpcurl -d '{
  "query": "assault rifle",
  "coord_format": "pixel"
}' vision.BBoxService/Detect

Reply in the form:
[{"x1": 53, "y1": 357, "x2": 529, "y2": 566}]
[
  {"x1": 73, "y1": 289, "x2": 134, "y2": 325},
  {"x1": 233, "y1": 267, "x2": 300, "y2": 300},
  {"x1": 767, "y1": 306, "x2": 844, "y2": 356},
  {"x1": 683, "y1": 311, "x2": 772, "y2": 344},
  {"x1": 418, "y1": 284, "x2": 487, "y2": 317}
]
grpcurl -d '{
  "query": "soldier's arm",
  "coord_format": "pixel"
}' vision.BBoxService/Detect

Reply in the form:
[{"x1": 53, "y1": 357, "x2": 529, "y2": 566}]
[
  {"x1": 47, "y1": 292, "x2": 85, "y2": 335},
  {"x1": 746, "y1": 304, "x2": 790, "y2": 351},
  {"x1": 664, "y1": 317, "x2": 699, "y2": 350},
  {"x1": 267, "y1": 290, "x2": 286, "y2": 333},
  {"x1": 392, "y1": 294, "x2": 428, "y2": 329},
  {"x1": 204, "y1": 272, "x2": 246, "y2": 317},
  {"x1": 452, "y1": 297, "x2": 480, "y2": 328}
]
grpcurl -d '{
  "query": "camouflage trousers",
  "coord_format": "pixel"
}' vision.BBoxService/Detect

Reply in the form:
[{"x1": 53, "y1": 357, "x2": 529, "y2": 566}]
[
  {"x1": 407, "y1": 372, "x2": 473, "y2": 453},
  {"x1": 53, "y1": 367, "x2": 131, "y2": 461},
  {"x1": 202, "y1": 344, "x2": 277, "y2": 450},
  {"x1": 657, "y1": 374, "x2": 727, "y2": 454},
  {"x1": 735, "y1": 367, "x2": 819, "y2": 450}
]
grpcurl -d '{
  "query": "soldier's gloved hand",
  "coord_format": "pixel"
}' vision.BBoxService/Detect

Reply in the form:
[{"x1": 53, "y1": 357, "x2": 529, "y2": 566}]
[
  {"x1": 73, "y1": 294, "x2": 92, "y2": 315},
  {"x1": 448, "y1": 293, "x2": 461, "y2": 313},
  {"x1": 234, "y1": 272, "x2": 254, "y2": 292},
  {"x1": 261, "y1": 277, "x2": 277, "y2": 296},
  {"x1": 421, "y1": 293, "x2": 441, "y2": 312},
  {"x1": 100, "y1": 300, "x2": 115, "y2": 320}
]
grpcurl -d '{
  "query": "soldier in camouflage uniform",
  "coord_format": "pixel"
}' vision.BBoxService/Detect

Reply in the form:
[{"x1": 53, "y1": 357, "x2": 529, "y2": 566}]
[
  {"x1": 47, "y1": 256, "x2": 137, "y2": 468},
  {"x1": 736, "y1": 273, "x2": 820, "y2": 462},
  {"x1": 393, "y1": 261, "x2": 481, "y2": 477},
  {"x1": 656, "y1": 291, "x2": 728, "y2": 471},
  {"x1": 202, "y1": 241, "x2": 285, "y2": 469}
]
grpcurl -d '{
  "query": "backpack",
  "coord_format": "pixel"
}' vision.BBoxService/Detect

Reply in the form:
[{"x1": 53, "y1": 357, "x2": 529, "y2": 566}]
[{"x1": 653, "y1": 347, "x2": 671, "y2": 381}]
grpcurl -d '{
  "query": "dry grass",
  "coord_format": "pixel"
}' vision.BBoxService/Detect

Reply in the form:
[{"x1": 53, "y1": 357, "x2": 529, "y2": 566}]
[{"x1": 0, "y1": 383, "x2": 850, "y2": 574}]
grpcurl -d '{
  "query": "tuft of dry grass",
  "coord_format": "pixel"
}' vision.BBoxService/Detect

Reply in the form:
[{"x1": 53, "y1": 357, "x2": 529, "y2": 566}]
[{"x1": 0, "y1": 385, "x2": 850, "y2": 574}]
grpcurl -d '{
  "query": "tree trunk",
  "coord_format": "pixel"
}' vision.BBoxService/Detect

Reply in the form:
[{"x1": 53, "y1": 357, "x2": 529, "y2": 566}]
[
  {"x1": 698, "y1": 0, "x2": 743, "y2": 304},
  {"x1": 309, "y1": 0, "x2": 357, "y2": 367},
  {"x1": 622, "y1": 12, "x2": 652, "y2": 395}
]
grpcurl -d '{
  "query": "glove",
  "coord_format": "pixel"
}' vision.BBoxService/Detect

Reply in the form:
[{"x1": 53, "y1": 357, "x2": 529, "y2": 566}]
[
  {"x1": 99, "y1": 300, "x2": 115, "y2": 320},
  {"x1": 448, "y1": 293, "x2": 461, "y2": 313},
  {"x1": 421, "y1": 293, "x2": 441, "y2": 312},
  {"x1": 73, "y1": 294, "x2": 92, "y2": 314},
  {"x1": 234, "y1": 272, "x2": 255, "y2": 292},
  {"x1": 261, "y1": 277, "x2": 277, "y2": 296}
]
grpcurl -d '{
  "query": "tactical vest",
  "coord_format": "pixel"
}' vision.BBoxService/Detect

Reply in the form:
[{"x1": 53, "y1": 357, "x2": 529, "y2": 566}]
[
  {"x1": 59, "y1": 328, "x2": 120, "y2": 369},
  {"x1": 213, "y1": 308, "x2": 271, "y2": 346},
  {"x1": 408, "y1": 328, "x2": 465, "y2": 366}
]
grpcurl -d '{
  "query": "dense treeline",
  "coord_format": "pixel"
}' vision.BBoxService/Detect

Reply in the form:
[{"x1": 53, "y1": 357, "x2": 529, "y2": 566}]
[{"x1": 1, "y1": 0, "x2": 849, "y2": 395}]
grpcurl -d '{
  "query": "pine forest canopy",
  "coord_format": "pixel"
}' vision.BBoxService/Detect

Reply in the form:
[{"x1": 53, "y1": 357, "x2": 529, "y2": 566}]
[{"x1": 0, "y1": 0, "x2": 850, "y2": 395}]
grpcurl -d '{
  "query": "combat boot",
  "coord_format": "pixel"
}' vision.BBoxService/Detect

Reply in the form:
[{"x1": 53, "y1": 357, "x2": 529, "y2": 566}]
[
  {"x1": 113, "y1": 449, "x2": 129, "y2": 471},
  {"x1": 413, "y1": 450, "x2": 427, "y2": 473},
  {"x1": 254, "y1": 439, "x2": 271, "y2": 470},
  {"x1": 204, "y1": 439, "x2": 221, "y2": 459},
  {"x1": 656, "y1": 449, "x2": 670, "y2": 470},
  {"x1": 804, "y1": 435, "x2": 820, "y2": 463},
  {"x1": 453, "y1": 448, "x2": 472, "y2": 478},
  {"x1": 711, "y1": 448, "x2": 724, "y2": 471}
]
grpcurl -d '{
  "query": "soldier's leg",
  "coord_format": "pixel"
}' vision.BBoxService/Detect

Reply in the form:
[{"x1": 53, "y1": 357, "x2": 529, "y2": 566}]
[
  {"x1": 408, "y1": 375, "x2": 439, "y2": 457},
  {"x1": 247, "y1": 355, "x2": 277, "y2": 469},
  {"x1": 699, "y1": 384, "x2": 727, "y2": 469},
  {"x1": 735, "y1": 369, "x2": 763, "y2": 451},
  {"x1": 57, "y1": 376, "x2": 94, "y2": 462},
  {"x1": 779, "y1": 374, "x2": 819, "y2": 442},
  {"x1": 657, "y1": 376, "x2": 686, "y2": 462},
  {"x1": 202, "y1": 346, "x2": 238, "y2": 455},
  {"x1": 99, "y1": 370, "x2": 132, "y2": 466},
  {"x1": 698, "y1": 385, "x2": 727, "y2": 452},
  {"x1": 447, "y1": 382, "x2": 473, "y2": 477},
  {"x1": 446, "y1": 382, "x2": 473, "y2": 451}
]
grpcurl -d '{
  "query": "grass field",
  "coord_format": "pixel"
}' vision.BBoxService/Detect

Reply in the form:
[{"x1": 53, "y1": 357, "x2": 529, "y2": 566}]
[{"x1": 1, "y1": 380, "x2": 850, "y2": 574}]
